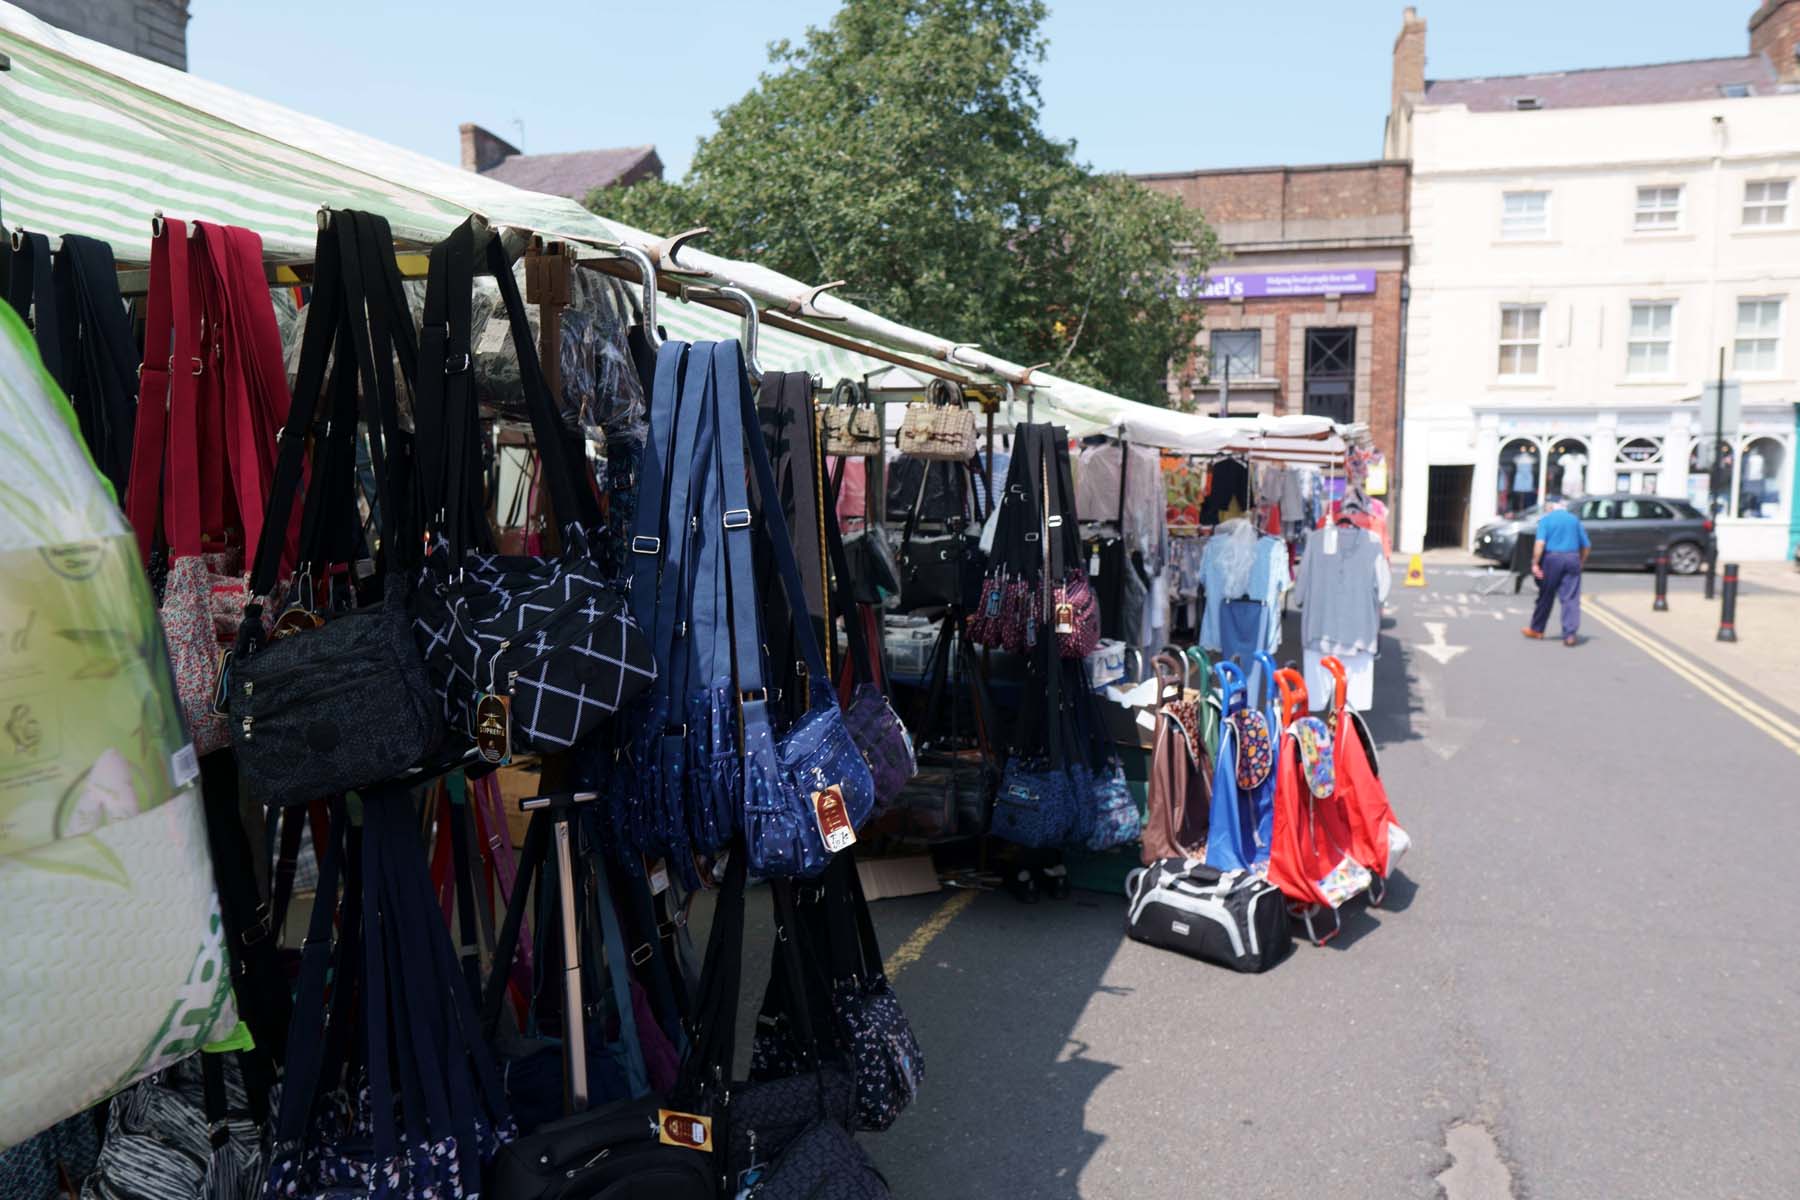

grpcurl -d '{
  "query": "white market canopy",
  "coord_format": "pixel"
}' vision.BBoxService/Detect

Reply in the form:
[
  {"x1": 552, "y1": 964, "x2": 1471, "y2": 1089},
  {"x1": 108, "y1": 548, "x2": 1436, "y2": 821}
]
[{"x1": 0, "y1": 3, "x2": 1356, "y2": 461}]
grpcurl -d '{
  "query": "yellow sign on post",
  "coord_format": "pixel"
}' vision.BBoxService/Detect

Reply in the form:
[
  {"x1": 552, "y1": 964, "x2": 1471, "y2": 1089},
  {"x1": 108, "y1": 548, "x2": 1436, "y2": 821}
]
[{"x1": 1403, "y1": 554, "x2": 1426, "y2": 588}]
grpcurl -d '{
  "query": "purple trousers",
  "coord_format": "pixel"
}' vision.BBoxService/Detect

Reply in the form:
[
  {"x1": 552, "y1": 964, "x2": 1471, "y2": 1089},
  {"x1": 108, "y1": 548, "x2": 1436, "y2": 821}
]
[{"x1": 1530, "y1": 551, "x2": 1583, "y2": 639}]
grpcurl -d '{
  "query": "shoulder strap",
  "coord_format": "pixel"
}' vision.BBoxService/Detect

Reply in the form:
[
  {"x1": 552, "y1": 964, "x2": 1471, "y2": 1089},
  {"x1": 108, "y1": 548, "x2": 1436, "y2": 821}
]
[{"x1": 124, "y1": 221, "x2": 187, "y2": 562}]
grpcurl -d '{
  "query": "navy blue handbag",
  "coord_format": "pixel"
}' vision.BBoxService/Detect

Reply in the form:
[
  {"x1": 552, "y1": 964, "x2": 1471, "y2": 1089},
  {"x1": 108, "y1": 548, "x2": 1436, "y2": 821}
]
[
  {"x1": 991, "y1": 760, "x2": 1079, "y2": 848},
  {"x1": 711, "y1": 342, "x2": 874, "y2": 879},
  {"x1": 1072, "y1": 759, "x2": 1142, "y2": 851}
]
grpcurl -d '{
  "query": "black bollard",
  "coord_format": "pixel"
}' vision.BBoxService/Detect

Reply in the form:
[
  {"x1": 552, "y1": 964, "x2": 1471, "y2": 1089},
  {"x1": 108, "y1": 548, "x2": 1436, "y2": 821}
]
[
  {"x1": 1653, "y1": 546, "x2": 1670, "y2": 612},
  {"x1": 1716, "y1": 563, "x2": 1739, "y2": 643},
  {"x1": 1704, "y1": 534, "x2": 1717, "y2": 601}
]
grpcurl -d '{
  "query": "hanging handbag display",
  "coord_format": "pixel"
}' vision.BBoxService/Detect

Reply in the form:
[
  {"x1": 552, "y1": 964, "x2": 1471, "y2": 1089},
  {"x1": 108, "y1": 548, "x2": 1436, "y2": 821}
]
[
  {"x1": 227, "y1": 211, "x2": 443, "y2": 808},
  {"x1": 121, "y1": 219, "x2": 293, "y2": 756},
  {"x1": 820, "y1": 377, "x2": 883, "y2": 457},
  {"x1": 895, "y1": 377, "x2": 977, "y2": 462},
  {"x1": 410, "y1": 220, "x2": 655, "y2": 762}
]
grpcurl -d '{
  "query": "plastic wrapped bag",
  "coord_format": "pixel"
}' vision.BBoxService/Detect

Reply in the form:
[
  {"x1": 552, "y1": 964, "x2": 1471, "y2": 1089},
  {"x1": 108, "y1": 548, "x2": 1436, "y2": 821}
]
[{"x1": 0, "y1": 304, "x2": 237, "y2": 1146}]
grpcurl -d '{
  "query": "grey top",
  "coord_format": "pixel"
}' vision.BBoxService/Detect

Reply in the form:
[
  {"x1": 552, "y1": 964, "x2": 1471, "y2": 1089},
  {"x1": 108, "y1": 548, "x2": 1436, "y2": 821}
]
[{"x1": 1295, "y1": 526, "x2": 1390, "y2": 656}]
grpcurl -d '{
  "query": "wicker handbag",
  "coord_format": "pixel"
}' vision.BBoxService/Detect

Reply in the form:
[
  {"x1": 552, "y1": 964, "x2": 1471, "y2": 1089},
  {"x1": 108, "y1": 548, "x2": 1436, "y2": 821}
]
[
  {"x1": 821, "y1": 377, "x2": 884, "y2": 457},
  {"x1": 896, "y1": 378, "x2": 977, "y2": 462}
]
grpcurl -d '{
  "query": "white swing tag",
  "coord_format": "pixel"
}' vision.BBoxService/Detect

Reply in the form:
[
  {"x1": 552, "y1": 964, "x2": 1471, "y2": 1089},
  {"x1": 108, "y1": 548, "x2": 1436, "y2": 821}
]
[{"x1": 1323, "y1": 523, "x2": 1339, "y2": 555}]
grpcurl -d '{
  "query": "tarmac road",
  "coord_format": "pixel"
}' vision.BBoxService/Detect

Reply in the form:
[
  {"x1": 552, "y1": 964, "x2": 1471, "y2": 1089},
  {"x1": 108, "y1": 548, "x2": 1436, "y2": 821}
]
[{"x1": 801, "y1": 564, "x2": 1800, "y2": 1198}]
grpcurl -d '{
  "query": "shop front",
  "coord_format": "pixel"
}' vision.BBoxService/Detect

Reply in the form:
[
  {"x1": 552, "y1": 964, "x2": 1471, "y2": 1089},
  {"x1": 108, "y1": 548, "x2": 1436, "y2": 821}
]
[{"x1": 1468, "y1": 401, "x2": 1795, "y2": 561}]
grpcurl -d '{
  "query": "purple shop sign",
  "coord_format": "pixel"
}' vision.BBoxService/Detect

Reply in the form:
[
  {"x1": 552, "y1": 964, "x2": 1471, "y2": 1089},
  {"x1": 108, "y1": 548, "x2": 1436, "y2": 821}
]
[{"x1": 1182, "y1": 269, "x2": 1377, "y2": 300}]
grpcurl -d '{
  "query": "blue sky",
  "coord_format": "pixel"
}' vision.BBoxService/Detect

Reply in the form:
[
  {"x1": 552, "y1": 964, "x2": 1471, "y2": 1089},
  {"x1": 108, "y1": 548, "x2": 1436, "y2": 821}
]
[{"x1": 189, "y1": 1, "x2": 1753, "y2": 178}]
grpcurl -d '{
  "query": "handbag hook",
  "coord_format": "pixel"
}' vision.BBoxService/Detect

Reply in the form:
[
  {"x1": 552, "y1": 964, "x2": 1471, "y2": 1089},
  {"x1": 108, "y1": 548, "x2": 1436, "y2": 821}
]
[{"x1": 680, "y1": 283, "x2": 762, "y2": 382}]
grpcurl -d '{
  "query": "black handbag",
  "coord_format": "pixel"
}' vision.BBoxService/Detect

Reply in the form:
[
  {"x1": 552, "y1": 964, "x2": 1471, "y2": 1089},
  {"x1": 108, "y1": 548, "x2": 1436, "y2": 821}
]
[
  {"x1": 1125, "y1": 858, "x2": 1292, "y2": 973},
  {"x1": 229, "y1": 211, "x2": 443, "y2": 808},
  {"x1": 895, "y1": 460, "x2": 985, "y2": 613},
  {"x1": 410, "y1": 219, "x2": 654, "y2": 761}
]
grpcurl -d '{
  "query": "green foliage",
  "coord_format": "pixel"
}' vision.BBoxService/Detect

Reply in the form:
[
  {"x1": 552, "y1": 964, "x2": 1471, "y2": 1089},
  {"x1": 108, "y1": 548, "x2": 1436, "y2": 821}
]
[{"x1": 601, "y1": 0, "x2": 1217, "y2": 404}]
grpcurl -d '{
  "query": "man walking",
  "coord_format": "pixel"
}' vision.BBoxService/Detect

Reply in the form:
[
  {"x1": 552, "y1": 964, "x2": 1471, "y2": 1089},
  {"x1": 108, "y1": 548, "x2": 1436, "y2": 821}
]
[{"x1": 1523, "y1": 500, "x2": 1589, "y2": 646}]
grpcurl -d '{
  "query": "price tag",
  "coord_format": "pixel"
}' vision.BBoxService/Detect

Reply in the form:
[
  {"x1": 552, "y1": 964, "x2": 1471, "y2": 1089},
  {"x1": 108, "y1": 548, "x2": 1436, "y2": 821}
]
[
  {"x1": 811, "y1": 784, "x2": 857, "y2": 853},
  {"x1": 1089, "y1": 551, "x2": 1101, "y2": 576},
  {"x1": 170, "y1": 743, "x2": 200, "y2": 789},
  {"x1": 647, "y1": 858, "x2": 671, "y2": 896},
  {"x1": 474, "y1": 693, "x2": 511, "y2": 765},
  {"x1": 1323, "y1": 523, "x2": 1339, "y2": 556},
  {"x1": 475, "y1": 318, "x2": 511, "y2": 357},
  {"x1": 657, "y1": 1109, "x2": 712, "y2": 1153}
]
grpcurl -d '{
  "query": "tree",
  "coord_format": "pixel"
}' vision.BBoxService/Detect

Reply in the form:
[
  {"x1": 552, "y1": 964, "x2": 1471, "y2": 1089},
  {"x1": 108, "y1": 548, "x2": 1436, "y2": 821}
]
[{"x1": 601, "y1": 0, "x2": 1217, "y2": 404}]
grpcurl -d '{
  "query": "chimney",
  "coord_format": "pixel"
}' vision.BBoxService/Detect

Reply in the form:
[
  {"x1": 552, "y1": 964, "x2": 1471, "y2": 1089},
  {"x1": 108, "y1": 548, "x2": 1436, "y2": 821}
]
[
  {"x1": 1750, "y1": 0, "x2": 1800, "y2": 83},
  {"x1": 1391, "y1": 7, "x2": 1427, "y2": 116},
  {"x1": 459, "y1": 122, "x2": 520, "y2": 174}
]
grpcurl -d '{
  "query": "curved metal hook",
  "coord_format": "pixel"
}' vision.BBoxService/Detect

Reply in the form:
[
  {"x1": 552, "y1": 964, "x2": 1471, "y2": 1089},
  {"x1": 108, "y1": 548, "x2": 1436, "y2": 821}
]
[
  {"x1": 647, "y1": 226, "x2": 710, "y2": 277},
  {"x1": 715, "y1": 285, "x2": 762, "y2": 379},
  {"x1": 612, "y1": 243, "x2": 661, "y2": 348},
  {"x1": 943, "y1": 343, "x2": 981, "y2": 368},
  {"x1": 786, "y1": 279, "x2": 847, "y2": 321}
]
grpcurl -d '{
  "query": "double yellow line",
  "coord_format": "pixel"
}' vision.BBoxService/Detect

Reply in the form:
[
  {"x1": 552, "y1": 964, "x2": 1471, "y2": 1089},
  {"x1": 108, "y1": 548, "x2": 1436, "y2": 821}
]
[{"x1": 1585, "y1": 599, "x2": 1800, "y2": 758}]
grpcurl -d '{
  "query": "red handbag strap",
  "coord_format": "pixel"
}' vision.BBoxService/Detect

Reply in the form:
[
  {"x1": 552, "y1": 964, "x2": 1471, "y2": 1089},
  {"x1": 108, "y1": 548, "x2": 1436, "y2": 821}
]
[
  {"x1": 123, "y1": 220, "x2": 196, "y2": 561},
  {"x1": 206, "y1": 222, "x2": 294, "y2": 565},
  {"x1": 189, "y1": 233, "x2": 233, "y2": 552}
]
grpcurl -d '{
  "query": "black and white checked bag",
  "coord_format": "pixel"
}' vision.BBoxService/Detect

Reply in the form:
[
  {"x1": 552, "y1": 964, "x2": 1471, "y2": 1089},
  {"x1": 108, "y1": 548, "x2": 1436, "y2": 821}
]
[{"x1": 414, "y1": 542, "x2": 655, "y2": 753}]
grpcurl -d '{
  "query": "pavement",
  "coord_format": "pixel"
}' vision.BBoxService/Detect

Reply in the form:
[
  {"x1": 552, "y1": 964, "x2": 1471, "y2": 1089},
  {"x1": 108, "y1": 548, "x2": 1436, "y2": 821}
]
[{"x1": 741, "y1": 551, "x2": 1800, "y2": 1198}]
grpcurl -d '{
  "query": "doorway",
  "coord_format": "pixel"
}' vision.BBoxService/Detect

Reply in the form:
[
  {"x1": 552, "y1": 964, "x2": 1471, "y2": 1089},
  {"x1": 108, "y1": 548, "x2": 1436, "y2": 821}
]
[
  {"x1": 1425, "y1": 464, "x2": 1474, "y2": 549},
  {"x1": 1302, "y1": 328, "x2": 1356, "y2": 425}
]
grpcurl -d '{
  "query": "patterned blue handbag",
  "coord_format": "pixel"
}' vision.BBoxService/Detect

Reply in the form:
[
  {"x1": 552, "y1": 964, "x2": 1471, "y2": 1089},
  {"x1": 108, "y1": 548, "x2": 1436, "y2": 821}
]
[
  {"x1": 991, "y1": 760, "x2": 1079, "y2": 848},
  {"x1": 711, "y1": 342, "x2": 874, "y2": 878},
  {"x1": 1072, "y1": 759, "x2": 1142, "y2": 851}
]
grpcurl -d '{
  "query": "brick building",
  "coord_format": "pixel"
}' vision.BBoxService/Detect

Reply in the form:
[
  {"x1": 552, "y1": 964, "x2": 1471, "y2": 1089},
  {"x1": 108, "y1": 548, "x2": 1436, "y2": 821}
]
[
  {"x1": 459, "y1": 123, "x2": 662, "y2": 203},
  {"x1": 11, "y1": 0, "x2": 187, "y2": 69},
  {"x1": 1137, "y1": 161, "x2": 1411, "y2": 505}
]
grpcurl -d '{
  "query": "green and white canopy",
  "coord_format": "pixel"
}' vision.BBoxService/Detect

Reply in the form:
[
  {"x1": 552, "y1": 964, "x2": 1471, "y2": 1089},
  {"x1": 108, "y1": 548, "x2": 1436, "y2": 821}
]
[{"x1": 0, "y1": 1, "x2": 1315, "y2": 454}]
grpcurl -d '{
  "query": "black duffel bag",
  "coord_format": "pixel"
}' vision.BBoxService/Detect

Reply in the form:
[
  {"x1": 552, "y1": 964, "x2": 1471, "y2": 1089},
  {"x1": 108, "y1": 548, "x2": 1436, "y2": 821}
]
[{"x1": 1125, "y1": 858, "x2": 1292, "y2": 974}]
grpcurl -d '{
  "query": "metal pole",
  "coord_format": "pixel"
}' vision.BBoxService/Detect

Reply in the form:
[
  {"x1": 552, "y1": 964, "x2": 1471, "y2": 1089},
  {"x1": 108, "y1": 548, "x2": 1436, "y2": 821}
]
[
  {"x1": 1218, "y1": 357, "x2": 1230, "y2": 418},
  {"x1": 1653, "y1": 545, "x2": 1670, "y2": 611},
  {"x1": 1717, "y1": 563, "x2": 1740, "y2": 642},
  {"x1": 1710, "y1": 346, "x2": 1727, "y2": 519},
  {"x1": 551, "y1": 813, "x2": 589, "y2": 1111}
]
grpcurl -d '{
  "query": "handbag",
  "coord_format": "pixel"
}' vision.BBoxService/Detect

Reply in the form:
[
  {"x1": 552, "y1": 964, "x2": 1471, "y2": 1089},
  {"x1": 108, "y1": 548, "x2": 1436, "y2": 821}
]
[
  {"x1": 228, "y1": 211, "x2": 443, "y2": 807},
  {"x1": 826, "y1": 484, "x2": 917, "y2": 811},
  {"x1": 1071, "y1": 758, "x2": 1141, "y2": 852},
  {"x1": 706, "y1": 342, "x2": 875, "y2": 879},
  {"x1": 820, "y1": 378, "x2": 883, "y2": 457},
  {"x1": 968, "y1": 421, "x2": 1046, "y2": 651},
  {"x1": 895, "y1": 459, "x2": 986, "y2": 613},
  {"x1": 81, "y1": 1052, "x2": 270, "y2": 1200},
  {"x1": 123, "y1": 219, "x2": 293, "y2": 756},
  {"x1": 410, "y1": 219, "x2": 655, "y2": 761},
  {"x1": 895, "y1": 377, "x2": 977, "y2": 462}
]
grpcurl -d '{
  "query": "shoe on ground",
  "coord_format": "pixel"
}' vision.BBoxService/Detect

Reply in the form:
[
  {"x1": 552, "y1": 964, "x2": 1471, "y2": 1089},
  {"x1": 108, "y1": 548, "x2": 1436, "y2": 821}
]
[
  {"x1": 1521, "y1": 628, "x2": 1545, "y2": 640},
  {"x1": 1563, "y1": 636, "x2": 1578, "y2": 647},
  {"x1": 1036, "y1": 864, "x2": 1071, "y2": 901},
  {"x1": 1005, "y1": 868, "x2": 1039, "y2": 904}
]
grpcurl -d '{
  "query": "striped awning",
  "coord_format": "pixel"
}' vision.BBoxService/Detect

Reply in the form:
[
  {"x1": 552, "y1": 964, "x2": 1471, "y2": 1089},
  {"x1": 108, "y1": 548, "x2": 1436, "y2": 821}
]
[{"x1": 0, "y1": 2, "x2": 1284, "y2": 452}]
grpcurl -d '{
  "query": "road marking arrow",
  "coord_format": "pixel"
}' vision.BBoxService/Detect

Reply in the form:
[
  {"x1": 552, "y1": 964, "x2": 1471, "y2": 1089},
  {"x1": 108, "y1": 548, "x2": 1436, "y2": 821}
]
[{"x1": 1416, "y1": 621, "x2": 1468, "y2": 665}]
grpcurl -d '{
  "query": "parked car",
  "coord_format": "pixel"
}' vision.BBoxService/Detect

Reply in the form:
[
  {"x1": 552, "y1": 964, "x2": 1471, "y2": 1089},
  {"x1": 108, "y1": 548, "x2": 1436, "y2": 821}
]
[{"x1": 1472, "y1": 494, "x2": 1713, "y2": 574}]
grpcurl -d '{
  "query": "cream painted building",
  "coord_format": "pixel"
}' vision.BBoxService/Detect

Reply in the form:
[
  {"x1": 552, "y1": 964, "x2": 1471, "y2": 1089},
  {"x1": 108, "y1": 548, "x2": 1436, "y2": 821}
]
[{"x1": 1386, "y1": 4, "x2": 1800, "y2": 561}]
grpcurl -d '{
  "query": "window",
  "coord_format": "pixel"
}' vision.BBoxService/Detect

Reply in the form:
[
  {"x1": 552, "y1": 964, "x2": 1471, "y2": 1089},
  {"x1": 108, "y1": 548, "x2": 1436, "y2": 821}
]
[
  {"x1": 1208, "y1": 329, "x2": 1261, "y2": 379},
  {"x1": 1302, "y1": 328, "x2": 1356, "y2": 424},
  {"x1": 1627, "y1": 302, "x2": 1675, "y2": 375},
  {"x1": 1619, "y1": 499, "x2": 1672, "y2": 520},
  {"x1": 1501, "y1": 191, "x2": 1549, "y2": 239},
  {"x1": 1511, "y1": 96, "x2": 1541, "y2": 111},
  {"x1": 1738, "y1": 436, "x2": 1786, "y2": 520},
  {"x1": 1719, "y1": 82, "x2": 1753, "y2": 98},
  {"x1": 1634, "y1": 185, "x2": 1683, "y2": 231},
  {"x1": 1497, "y1": 304, "x2": 1543, "y2": 375},
  {"x1": 1579, "y1": 499, "x2": 1616, "y2": 521},
  {"x1": 1734, "y1": 298, "x2": 1782, "y2": 373},
  {"x1": 1743, "y1": 179, "x2": 1790, "y2": 226}
]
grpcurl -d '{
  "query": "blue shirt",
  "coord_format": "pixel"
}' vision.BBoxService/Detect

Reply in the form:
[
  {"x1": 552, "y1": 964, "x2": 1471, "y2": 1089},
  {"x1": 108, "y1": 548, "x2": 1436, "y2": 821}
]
[{"x1": 1535, "y1": 508, "x2": 1590, "y2": 554}]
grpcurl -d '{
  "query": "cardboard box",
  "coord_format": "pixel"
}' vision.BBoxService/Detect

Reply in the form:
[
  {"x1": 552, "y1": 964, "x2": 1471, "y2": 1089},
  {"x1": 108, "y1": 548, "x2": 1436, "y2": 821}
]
[{"x1": 856, "y1": 854, "x2": 941, "y2": 901}]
